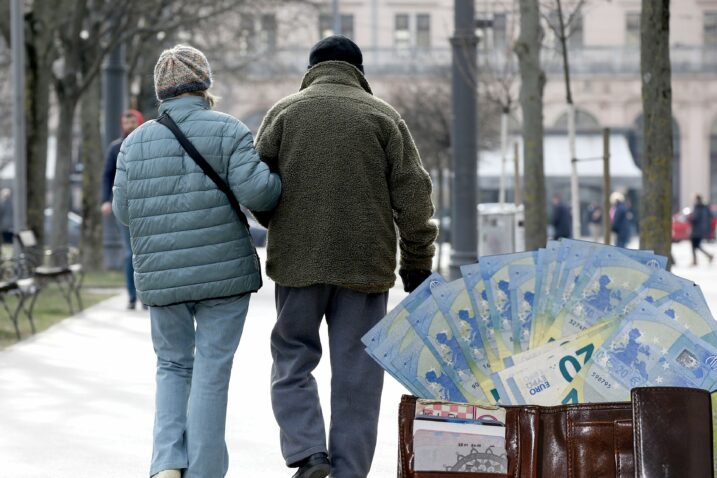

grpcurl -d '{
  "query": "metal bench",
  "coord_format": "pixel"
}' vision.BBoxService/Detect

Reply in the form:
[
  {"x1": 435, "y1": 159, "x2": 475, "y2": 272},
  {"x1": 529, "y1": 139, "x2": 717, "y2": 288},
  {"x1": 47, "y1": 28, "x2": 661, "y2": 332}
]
[
  {"x1": 0, "y1": 256, "x2": 39, "y2": 340},
  {"x1": 16, "y1": 230, "x2": 84, "y2": 314}
]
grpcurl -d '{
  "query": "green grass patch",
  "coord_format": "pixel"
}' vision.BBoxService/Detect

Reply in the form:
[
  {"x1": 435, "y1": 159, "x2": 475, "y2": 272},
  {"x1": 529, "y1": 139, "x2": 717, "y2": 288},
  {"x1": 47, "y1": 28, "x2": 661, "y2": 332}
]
[
  {"x1": 0, "y1": 284, "x2": 114, "y2": 348},
  {"x1": 82, "y1": 269, "x2": 126, "y2": 288}
]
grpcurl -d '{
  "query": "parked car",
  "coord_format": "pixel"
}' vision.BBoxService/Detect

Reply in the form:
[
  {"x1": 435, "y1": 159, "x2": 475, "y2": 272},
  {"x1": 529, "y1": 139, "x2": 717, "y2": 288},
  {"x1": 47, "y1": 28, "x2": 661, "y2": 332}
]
[{"x1": 671, "y1": 205, "x2": 717, "y2": 242}]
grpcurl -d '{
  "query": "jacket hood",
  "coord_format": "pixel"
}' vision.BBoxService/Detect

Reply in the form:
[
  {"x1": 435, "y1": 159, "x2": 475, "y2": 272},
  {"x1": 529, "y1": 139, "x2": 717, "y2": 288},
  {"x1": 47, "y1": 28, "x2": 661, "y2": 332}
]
[{"x1": 300, "y1": 61, "x2": 372, "y2": 95}]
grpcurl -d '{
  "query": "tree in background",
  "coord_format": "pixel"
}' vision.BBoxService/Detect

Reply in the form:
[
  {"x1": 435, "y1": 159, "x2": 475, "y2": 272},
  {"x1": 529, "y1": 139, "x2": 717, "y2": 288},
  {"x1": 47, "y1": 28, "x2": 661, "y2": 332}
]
[
  {"x1": 639, "y1": 0, "x2": 672, "y2": 262},
  {"x1": 515, "y1": 0, "x2": 547, "y2": 250},
  {"x1": 391, "y1": 76, "x2": 500, "y2": 272},
  {"x1": 542, "y1": 0, "x2": 587, "y2": 239},
  {"x1": 0, "y1": 0, "x2": 58, "y2": 245}
]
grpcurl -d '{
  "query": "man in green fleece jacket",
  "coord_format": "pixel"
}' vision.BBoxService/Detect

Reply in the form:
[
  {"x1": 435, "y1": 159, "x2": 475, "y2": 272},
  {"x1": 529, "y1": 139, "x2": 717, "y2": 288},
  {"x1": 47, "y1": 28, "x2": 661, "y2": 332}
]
[{"x1": 256, "y1": 36, "x2": 438, "y2": 478}]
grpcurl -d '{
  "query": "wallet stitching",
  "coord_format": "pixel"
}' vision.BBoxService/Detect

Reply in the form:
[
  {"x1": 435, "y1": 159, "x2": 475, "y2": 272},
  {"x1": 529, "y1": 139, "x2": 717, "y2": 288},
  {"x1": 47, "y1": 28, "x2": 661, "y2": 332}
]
[
  {"x1": 567, "y1": 412, "x2": 574, "y2": 478},
  {"x1": 634, "y1": 395, "x2": 643, "y2": 478},
  {"x1": 614, "y1": 422, "x2": 622, "y2": 478}
]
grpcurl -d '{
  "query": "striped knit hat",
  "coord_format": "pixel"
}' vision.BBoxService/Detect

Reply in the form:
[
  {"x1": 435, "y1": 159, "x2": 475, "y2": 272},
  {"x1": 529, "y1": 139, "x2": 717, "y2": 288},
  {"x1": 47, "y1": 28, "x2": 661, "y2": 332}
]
[{"x1": 154, "y1": 45, "x2": 212, "y2": 101}]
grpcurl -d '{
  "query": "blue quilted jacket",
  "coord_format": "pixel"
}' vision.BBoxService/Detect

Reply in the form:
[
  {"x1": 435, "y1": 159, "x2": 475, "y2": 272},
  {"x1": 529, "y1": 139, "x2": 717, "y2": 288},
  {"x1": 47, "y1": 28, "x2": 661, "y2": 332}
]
[{"x1": 112, "y1": 95, "x2": 281, "y2": 306}]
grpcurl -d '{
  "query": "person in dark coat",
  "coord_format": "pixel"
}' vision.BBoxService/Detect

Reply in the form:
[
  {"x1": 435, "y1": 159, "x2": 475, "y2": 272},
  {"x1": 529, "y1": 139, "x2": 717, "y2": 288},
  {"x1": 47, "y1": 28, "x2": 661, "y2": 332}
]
[
  {"x1": 551, "y1": 194, "x2": 572, "y2": 240},
  {"x1": 611, "y1": 192, "x2": 631, "y2": 248},
  {"x1": 101, "y1": 109, "x2": 144, "y2": 309},
  {"x1": 255, "y1": 36, "x2": 437, "y2": 478},
  {"x1": 690, "y1": 194, "x2": 714, "y2": 266}
]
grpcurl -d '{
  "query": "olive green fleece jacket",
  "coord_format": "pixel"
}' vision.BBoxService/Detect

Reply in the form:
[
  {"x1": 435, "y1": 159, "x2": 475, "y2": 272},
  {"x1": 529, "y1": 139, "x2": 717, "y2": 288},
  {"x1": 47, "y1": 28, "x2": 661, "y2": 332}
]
[{"x1": 255, "y1": 61, "x2": 438, "y2": 293}]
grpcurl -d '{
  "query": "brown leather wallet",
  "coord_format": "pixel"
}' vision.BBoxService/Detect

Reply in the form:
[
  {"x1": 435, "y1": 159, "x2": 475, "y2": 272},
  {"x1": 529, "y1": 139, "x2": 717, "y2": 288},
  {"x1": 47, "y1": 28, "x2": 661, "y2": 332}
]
[{"x1": 398, "y1": 387, "x2": 713, "y2": 478}]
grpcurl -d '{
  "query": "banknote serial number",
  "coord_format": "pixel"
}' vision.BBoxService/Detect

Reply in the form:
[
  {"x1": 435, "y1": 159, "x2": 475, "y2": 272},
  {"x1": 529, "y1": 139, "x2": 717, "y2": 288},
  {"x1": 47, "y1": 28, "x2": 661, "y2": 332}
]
[{"x1": 591, "y1": 371, "x2": 613, "y2": 390}]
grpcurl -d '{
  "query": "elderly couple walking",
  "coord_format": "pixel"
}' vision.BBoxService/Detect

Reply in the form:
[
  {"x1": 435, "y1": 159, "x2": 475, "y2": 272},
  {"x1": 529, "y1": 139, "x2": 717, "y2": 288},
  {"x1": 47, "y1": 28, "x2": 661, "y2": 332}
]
[{"x1": 113, "y1": 37, "x2": 437, "y2": 478}]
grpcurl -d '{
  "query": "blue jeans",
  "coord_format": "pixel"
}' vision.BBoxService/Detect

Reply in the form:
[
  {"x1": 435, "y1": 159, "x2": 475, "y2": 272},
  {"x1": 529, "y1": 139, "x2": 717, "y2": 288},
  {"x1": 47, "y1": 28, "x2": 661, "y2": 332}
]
[
  {"x1": 117, "y1": 219, "x2": 137, "y2": 303},
  {"x1": 149, "y1": 294, "x2": 250, "y2": 478}
]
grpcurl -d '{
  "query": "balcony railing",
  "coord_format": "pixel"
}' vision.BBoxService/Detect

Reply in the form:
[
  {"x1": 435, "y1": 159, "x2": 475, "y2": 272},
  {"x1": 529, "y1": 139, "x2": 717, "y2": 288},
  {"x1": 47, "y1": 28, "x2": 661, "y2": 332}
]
[{"x1": 236, "y1": 45, "x2": 717, "y2": 78}]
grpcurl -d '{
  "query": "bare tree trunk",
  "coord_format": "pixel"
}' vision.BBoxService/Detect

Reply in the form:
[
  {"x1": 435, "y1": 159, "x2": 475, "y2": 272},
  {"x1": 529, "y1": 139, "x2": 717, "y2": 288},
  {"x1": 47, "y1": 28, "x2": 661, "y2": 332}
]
[
  {"x1": 1, "y1": 1, "x2": 54, "y2": 243},
  {"x1": 79, "y1": 74, "x2": 103, "y2": 271},
  {"x1": 555, "y1": 0, "x2": 580, "y2": 239},
  {"x1": 25, "y1": 36, "x2": 52, "y2": 244},
  {"x1": 436, "y1": 165, "x2": 445, "y2": 274},
  {"x1": 515, "y1": 0, "x2": 547, "y2": 250},
  {"x1": 50, "y1": 93, "x2": 77, "y2": 260},
  {"x1": 639, "y1": 0, "x2": 672, "y2": 262}
]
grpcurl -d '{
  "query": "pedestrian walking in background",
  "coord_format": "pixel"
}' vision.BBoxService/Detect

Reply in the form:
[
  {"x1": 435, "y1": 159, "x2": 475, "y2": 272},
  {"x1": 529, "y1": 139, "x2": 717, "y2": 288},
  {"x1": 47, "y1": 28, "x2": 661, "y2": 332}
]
[
  {"x1": 551, "y1": 194, "x2": 572, "y2": 240},
  {"x1": 611, "y1": 192, "x2": 631, "y2": 248},
  {"x1": 690, "y1": 194, "x2": 714, "y2": 266},
  {"x1": 101, "y1": 109, "x2": 144, "y2": 309},
  {"x1": 255, "y1": 36, "x2": 438, "y2": 478},
  {"x1": 587, "y1": 202, "x2": 603, "y2": 243},
  {"x1": 112, "y1": 45, "x2": 281, "y2": 478}
]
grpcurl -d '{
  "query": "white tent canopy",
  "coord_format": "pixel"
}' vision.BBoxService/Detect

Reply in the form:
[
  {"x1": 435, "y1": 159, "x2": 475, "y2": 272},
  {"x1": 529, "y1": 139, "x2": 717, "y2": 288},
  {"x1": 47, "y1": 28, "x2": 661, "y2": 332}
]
[{"x1": 479, "y1": 133, "x2": 641, "y2": 178}]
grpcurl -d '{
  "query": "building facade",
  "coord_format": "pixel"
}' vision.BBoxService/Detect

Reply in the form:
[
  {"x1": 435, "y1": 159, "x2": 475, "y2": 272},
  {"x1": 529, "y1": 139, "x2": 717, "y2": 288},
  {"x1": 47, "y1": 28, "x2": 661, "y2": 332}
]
[{"x1": 216, "y1": 0, "x2": 717, "y2": 210}]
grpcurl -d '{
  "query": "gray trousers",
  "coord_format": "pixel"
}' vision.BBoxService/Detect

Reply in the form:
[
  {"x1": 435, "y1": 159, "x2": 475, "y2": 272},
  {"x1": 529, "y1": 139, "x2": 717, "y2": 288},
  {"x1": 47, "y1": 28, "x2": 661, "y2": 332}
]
[{"x1": 270, "y1": 284, "x2": 388, "y2": 478}]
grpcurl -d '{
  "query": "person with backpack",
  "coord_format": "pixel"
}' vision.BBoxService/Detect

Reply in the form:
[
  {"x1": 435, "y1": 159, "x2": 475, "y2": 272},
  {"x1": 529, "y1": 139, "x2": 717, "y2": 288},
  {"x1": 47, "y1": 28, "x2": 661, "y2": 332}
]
[{"x1": 112, "y1": 44, "x2": 281, "y2": 478}]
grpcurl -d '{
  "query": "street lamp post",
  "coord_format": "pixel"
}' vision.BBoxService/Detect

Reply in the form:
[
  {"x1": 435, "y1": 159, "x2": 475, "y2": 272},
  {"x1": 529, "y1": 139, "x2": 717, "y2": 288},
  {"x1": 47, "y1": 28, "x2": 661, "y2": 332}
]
[
  {"x1": 332, "y1": 0, "x2": 341, "y2": 35},
  {"x1": 101, "y1": 42, "x2": 128, "y2": 268},
  {"x1": 102, "y1": 43, "x2": 128, "y2": 148},
  {"x1": 449, "y1": 0, "x2": 479, "y2": 279},
  {"x1": 10, "y1": 0, "x2": 27, "y2": 253}
]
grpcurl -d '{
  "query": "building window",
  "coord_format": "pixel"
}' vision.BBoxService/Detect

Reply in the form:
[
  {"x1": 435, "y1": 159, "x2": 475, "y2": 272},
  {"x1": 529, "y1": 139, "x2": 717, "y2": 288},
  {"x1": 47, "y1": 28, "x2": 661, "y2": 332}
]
[
  {"x1": 319, "y1": 13, "x2": 354, "y2": 39},
  {"x1": 319, "y1": 13, "x2": 333, "y2": 39},
  {"x1": 395, "y1": 14, "x2": 411, "y2": 51},
  {"x1": 238, "y1": 14, "x2": 256, "y2": 54},
  {"x1": 341, "y1": 14, "x2": 355, "y2": 39},
  {"x1": 493, "y1": 13, "x2": 507, "y2": 50},
  {"x1": 416, "y1": 13, "x2": 431, "y2": 48},
  {"x1": 626, "y1": 12, "x2": 640, "y2": 47},
  {"x1": 705, "y1": 12, "x2": 717, "y2": 45},
  {"x1": 568, "y1": 12, "x2": 583, "y2": 49},
  {"x1": 260, "y1": 14, "x2": 277, "y2": 52}
]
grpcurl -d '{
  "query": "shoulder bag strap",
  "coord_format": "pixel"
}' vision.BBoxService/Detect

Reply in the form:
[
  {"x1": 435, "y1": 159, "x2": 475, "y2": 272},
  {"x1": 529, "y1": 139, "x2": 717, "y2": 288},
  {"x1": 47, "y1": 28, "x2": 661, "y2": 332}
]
[{"x1": 156, "y1": 112, "x2": 251, "y2": 231}]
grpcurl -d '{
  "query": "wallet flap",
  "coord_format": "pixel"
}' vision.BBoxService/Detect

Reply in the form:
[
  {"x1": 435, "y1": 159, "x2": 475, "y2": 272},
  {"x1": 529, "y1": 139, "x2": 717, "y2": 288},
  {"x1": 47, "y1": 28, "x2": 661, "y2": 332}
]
[{"x1": 632, "y1": 387, "x2": 713, "y2": 478}]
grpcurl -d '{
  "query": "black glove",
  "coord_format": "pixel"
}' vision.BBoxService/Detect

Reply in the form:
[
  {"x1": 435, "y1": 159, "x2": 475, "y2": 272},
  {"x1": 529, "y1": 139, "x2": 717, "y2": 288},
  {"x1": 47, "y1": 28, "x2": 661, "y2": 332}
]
[{"x1": 399, "y1": 269, "x2": 432, "y2": 293}]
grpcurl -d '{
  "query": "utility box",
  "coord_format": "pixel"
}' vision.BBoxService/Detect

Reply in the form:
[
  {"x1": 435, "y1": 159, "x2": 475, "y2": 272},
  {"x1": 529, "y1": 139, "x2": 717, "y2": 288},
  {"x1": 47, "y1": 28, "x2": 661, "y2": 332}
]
[{"x1": 478, "y1": 203, "x2": 525, "y2": 256}]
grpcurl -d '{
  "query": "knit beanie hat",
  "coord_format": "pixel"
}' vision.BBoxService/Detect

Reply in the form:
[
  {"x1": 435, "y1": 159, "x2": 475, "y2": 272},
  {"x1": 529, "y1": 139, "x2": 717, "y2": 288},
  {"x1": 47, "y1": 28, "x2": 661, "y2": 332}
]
[
  {"x1": 154, "y1": 45, "x2": 212, "y2": 101},
  {"x1": 309, "y1": 35, "x2": 364, "y2": 73}
]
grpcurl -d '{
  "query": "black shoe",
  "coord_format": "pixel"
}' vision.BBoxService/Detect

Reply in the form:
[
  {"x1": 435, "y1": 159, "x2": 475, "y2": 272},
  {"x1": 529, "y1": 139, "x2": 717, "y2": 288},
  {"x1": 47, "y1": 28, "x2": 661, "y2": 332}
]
[
  {"x1": 142, "y1": 303, "x2": 149, "y2": 311},
  {"x1": 127, "y1": 300, "x2": 137, "y2": 310},
  {"x1": 291, "y1": 453, "x2": 330, "y2": 478}
]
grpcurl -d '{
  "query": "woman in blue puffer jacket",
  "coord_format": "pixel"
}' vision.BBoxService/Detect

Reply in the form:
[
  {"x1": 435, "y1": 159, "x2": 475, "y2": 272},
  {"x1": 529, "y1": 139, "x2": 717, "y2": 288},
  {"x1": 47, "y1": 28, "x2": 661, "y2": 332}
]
[{"x1": 113, "y1": 45, "x2": 281, "y2": 478}]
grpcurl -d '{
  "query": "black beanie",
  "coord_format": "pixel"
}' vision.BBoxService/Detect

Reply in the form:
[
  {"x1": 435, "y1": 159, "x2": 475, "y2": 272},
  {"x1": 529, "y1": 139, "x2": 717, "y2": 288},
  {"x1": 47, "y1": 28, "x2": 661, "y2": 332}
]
[{"x1": 308, "y1": 35, "x2": 364, "y2": 73}]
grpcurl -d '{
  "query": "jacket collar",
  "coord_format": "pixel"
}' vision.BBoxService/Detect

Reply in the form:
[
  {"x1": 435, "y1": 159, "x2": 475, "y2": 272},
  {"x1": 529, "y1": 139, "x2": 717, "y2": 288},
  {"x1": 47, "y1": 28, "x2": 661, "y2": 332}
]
[
  {"x1": 158, "y1": 95, "x2": 209, "y2": 121},
  {"x1": 300, "y1": 61, "x2": 373, "y2": 95}
]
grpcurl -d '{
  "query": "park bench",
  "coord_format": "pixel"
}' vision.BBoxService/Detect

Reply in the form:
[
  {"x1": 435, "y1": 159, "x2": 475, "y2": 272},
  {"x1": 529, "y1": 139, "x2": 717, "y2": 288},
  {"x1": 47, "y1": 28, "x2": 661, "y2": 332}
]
[
  {"x1": 0, "y1": 255, "x2": 38, "y2": 340},
  {"x1": 16, "y1": 230, "x2": 84, "y2": 315}
]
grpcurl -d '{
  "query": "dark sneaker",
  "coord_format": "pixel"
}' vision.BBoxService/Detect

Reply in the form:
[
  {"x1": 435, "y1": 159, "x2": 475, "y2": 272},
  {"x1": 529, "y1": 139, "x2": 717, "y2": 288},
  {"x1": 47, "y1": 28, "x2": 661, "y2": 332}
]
[
  {"x1": 142, "y1": 303, "x2": 149, "y2": 311},
  {"x1": 291, "y1": 453, "x2": 330, "y2": 478},
  {"x1": 127, "y1": 300, "x2": 137, "y2": 310}
]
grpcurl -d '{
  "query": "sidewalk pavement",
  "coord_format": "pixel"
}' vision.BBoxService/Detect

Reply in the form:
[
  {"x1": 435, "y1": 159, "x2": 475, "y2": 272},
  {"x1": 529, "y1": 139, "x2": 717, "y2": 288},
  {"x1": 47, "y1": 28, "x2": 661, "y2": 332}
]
[
  {"x1": 0, "y1": 256, "x2": 408, "y2": 478},
  {"x1": 0, "y1": 241, "x2": 715, "y2": 477}
]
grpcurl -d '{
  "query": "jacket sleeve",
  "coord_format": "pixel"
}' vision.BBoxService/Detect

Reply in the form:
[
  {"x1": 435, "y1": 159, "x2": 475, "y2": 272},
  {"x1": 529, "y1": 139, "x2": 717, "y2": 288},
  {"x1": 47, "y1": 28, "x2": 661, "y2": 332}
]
[
  {"x1": 255, "y1": 105, "x2": 282, "y2": 174},
  {"x1": 386, "y1": 118, "x2": 438, "y2": 271},
  {"x1": 101, "y1": 142, "x2": 119, "y2": 203},
  {"x1": 227, "y1": 122, "x2": 282, "y2": 212},
  {"x1": 112, "y1": 145, "x2": 130, "y2": 226}
]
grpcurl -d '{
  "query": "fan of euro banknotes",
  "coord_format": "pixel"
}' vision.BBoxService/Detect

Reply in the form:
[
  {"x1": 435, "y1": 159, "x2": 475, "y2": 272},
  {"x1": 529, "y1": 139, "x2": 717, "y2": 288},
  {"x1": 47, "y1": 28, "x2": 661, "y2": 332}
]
[{"x1": 362, "y1": 239, "x2": 717, "y2": 406}]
